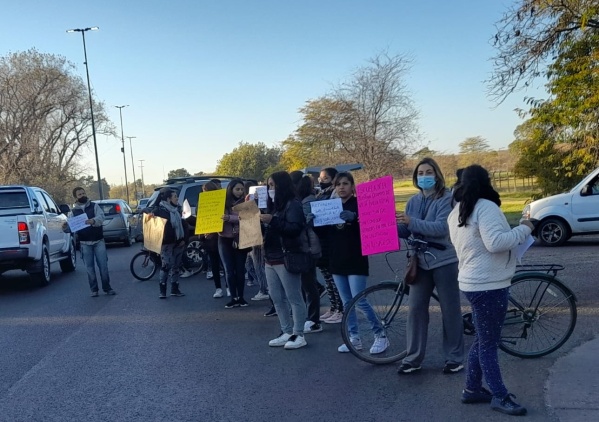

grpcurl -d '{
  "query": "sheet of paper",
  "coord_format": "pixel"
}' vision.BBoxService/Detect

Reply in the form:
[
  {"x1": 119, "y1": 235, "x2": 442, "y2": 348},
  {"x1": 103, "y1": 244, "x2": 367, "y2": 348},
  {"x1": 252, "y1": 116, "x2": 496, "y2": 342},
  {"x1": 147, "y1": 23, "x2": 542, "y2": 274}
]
[
  {"x1": 356, "y1": 175, "x2": 400, "y2": 255},
  {"x1": 182, "y1": 199, "x2": 191, "y2": 219},
  {"x1": 248, "y1": 186, "x2": 268, "y2": 209},
  {"x1": 310, "y1": 198, "x2": 345, "y2": 227},
  {"x1": 232, "y1": 200, "x2": 263, "y2": 248},
  {"x1": 67, "y1": 213, "x2": 90, "y2": 233},
  {"x1": 195, "y1": 189, "x2": 226, "y2": 234},
  {"x1": 515, "y1": 234, "x2": 535, "y2": 263}
]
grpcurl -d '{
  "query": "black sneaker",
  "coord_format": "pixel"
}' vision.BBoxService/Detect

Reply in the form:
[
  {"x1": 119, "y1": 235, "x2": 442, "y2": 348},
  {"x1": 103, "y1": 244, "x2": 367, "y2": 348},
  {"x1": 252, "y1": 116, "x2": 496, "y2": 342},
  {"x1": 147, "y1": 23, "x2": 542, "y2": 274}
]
[
  {"x1": 461, "y1": 387, "x2": 493, "y2": 404},
  {"x1": 237, "y1": 298, "x2": 249, "y2": 307},
  {"x1": 264, "y1": 306, "x2": 277, "y2": 317},
  {"x1": 490, "y1": 393, "x2": 527, "y2": 416},
  {"x1": 170, "y1": 283, "x2": 185, "y2": 297},
  {"x1": 397, "y1": 363, "x2": 421, "y2": 374},
  {"x1": 443, "y1": 363, "x2": 464, "y2": 374},
  {"x1": 225, "y1": 299, "x2": 240, "y2": 309},
  {"x1": 159, "y1": 283, "x2": 167, "y2": 299}
]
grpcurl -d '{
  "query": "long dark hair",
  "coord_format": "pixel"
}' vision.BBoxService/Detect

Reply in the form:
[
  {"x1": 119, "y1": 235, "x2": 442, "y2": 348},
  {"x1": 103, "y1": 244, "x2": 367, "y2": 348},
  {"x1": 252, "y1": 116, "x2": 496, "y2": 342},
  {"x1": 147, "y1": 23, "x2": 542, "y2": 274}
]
[
  {"x1": 158, "y1": 187, "x2": 175, "y2": 203},
  {"x1": 225, "y1": 178, "x2": 245, "y2": 210},
  {"x1": 268, "y1": 171, "x2": 295, "y2": 211},
  {"x1": 412, "y1": 157, "x2": 446, "y2": 199},
  {"x1": 289, "y1": 170, "x2": 313, "y2": 200},
  {"x1": 453, "y1": 164, "x2": 501, "y2": 227}
]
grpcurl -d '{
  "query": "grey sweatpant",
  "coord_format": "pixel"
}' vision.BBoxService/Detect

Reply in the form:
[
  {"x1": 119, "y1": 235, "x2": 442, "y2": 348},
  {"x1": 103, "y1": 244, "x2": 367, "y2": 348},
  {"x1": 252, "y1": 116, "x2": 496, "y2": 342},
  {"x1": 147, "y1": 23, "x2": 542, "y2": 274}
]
[{"x1": 402, "y1": 262, "x2": 464, "y2": 367}]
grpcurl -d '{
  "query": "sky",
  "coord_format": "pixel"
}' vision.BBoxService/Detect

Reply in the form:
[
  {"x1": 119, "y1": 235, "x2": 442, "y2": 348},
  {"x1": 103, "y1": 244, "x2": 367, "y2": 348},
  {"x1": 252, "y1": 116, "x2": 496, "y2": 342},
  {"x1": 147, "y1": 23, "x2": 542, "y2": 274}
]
[{"x1": 1, "y1": 0, "x2": 540, "y2": 187}]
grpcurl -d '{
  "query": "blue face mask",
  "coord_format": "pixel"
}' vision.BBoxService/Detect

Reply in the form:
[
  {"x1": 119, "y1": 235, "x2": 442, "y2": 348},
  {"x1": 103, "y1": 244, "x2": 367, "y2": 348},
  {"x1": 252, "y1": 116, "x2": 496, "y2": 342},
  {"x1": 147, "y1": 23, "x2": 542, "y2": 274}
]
[{"x1": 417, "y1": 175, "x2": 436, "y2": 190}]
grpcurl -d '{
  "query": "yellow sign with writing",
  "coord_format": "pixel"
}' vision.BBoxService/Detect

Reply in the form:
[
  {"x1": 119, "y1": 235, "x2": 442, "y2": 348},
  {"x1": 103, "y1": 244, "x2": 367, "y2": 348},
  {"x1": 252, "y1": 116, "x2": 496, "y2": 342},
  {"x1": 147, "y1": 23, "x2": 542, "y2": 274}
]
[{"x1": 195, "y1": 189, "x2": 226, "y2": 234}]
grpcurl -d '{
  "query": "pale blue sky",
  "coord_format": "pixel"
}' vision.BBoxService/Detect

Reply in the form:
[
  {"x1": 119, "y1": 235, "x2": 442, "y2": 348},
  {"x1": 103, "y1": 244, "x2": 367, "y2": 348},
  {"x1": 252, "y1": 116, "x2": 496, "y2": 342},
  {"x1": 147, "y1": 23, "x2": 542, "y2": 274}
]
[{"x1": 1, "y1": 0, "x2": 539, "y2": 186}]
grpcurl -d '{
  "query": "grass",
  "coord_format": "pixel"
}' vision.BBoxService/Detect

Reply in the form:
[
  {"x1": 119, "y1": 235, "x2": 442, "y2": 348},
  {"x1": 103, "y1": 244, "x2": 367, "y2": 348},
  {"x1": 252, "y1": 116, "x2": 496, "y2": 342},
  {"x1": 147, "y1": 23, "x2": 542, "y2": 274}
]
[{"x1": 393, "y1": 182, "x2": 534, "y2": 227}]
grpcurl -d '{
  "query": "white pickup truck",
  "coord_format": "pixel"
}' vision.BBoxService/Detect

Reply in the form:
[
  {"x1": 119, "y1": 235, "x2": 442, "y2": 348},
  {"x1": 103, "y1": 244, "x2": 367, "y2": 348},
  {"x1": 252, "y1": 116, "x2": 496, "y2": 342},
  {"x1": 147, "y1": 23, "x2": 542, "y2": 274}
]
[{"x1": 0, "y1": 185, "x2": 76, "y2": 285}]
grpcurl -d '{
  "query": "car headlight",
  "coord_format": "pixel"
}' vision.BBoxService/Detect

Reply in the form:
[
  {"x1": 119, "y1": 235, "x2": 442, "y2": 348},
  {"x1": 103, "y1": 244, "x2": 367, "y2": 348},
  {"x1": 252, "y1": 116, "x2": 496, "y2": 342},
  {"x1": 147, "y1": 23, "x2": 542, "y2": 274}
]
[{"x1": 522, "y1": 205, "x2": 530, "y2": 220}]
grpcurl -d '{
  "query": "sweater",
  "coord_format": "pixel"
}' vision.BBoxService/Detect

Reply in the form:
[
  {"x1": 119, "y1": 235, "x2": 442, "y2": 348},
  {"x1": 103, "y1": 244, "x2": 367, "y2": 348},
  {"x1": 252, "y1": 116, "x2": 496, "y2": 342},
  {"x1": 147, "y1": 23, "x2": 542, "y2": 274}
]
[
  {"x1": 397, "y1": 190, "x2": 458, "y2": 270},
  {"x1": 448, "y1": 199, "x2": 532, "y2": 292},
  {"x1": 328, "y1": 196, "x2": 369, "y2": 276}
]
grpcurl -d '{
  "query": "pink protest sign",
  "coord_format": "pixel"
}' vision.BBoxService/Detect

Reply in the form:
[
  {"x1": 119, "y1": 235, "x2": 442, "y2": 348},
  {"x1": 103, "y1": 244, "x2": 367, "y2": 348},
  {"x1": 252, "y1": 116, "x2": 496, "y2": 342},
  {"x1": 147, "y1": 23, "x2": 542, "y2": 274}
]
[{"x1": 356, "y1": 175, "x2": 400, "y2": 256}]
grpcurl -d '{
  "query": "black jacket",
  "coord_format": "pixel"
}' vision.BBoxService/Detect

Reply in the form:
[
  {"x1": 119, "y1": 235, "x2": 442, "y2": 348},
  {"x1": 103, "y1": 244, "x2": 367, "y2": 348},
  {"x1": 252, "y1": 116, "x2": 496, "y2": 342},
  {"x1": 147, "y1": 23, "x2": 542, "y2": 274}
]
[{"x1": 263, "y1": 199, "x2": 305, "y2": 262}]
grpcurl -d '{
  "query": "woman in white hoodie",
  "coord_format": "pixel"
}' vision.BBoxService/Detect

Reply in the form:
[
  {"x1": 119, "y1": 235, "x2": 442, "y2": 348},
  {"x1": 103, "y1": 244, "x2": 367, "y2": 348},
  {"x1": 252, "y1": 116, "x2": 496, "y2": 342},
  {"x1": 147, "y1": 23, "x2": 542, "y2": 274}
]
[{"x1": 448, "y1": 165, "x2": 534, "y2": 417}]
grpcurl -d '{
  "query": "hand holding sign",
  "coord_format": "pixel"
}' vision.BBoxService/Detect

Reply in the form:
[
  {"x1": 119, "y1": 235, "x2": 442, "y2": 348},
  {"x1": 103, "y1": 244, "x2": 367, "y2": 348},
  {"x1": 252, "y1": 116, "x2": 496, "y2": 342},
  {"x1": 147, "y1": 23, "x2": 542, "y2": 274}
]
[{"x1": 310, "y1": 198, "x2": 345, "y2": 227}]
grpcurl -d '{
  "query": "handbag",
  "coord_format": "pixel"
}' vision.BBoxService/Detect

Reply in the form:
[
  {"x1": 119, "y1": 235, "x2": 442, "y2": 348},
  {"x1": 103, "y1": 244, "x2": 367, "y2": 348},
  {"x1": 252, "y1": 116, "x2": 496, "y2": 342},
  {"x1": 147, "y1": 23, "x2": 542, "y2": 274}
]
[
  {"x1": 404, "y1": 253, "x2": 419, "y2": 285},
  {"x1": 283, "y1": 249, "x2": 313, "y2": 274}
]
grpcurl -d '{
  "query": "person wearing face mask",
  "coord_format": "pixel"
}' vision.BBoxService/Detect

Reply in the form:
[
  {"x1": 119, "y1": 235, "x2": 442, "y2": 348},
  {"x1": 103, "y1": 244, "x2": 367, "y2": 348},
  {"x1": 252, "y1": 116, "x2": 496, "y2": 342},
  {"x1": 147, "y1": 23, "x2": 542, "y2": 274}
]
[
  {"x1": 62, "y1": 187, "x2": 115, "y2": 297},
  {"x1": 396, "y1": 157, "x2": 464, "y2": 375}
]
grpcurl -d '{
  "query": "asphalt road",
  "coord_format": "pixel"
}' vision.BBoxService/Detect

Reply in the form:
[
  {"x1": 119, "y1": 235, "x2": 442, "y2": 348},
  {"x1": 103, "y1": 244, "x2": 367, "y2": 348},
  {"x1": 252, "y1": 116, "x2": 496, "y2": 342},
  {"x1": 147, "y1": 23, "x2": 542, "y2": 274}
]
[{"x1": 1, "y1": 236, "x2": 597, "y2": 422}]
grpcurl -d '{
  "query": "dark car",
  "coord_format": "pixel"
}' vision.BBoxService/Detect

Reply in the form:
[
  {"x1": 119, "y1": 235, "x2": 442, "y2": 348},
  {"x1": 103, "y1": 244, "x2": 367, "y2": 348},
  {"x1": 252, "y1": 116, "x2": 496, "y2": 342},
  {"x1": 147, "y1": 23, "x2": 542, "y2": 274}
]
[{"x1": 94, "y1": 199, "x2": 138, "y2": 246}]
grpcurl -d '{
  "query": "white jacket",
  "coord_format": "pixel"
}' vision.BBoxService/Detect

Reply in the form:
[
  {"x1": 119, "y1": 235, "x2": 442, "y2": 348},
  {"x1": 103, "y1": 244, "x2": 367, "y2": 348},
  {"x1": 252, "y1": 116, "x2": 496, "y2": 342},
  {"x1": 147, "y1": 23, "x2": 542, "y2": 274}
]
[{"x1": 448, "y1": 199, "x2": 532, "y2": 292}]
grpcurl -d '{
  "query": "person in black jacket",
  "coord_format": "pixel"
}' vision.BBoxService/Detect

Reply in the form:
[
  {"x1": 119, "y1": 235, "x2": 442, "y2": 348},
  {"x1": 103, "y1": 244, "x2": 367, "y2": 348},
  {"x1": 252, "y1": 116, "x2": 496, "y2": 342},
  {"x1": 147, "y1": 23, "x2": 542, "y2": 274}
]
[
  {"x1": 151, "y1": 187, "x2": 189, "y2": 298},
  {"x1": 260, "y1": 171, "x2": 308, "y2": 350}
]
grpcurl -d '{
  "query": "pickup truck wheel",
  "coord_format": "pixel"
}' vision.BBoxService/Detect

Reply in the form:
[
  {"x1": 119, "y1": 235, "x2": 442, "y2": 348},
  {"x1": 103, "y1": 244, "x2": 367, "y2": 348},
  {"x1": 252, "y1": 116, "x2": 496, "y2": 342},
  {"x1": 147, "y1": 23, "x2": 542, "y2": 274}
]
[
  {"x1": 30, "y1": 245, "x2": 51, "y2": 286},
  {"x1": 538, "y1": 218, "x2": 569, "y2": 247},
  {"x1": 60, "y1": 238, "x2": 77, "y2": 272}
]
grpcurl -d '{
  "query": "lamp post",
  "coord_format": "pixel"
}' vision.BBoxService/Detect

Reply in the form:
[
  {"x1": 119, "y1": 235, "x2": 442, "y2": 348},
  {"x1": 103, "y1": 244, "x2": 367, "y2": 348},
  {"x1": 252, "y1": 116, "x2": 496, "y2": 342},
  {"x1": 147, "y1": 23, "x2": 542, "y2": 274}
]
[
  {"x1": 138, "y1": 159, "x2": 146, "y2": 198},
  {"x1": 126, "y1": 136, "x2": 138, "y2": 203},
  {"x1": 67, "y1": 26, "x2": 103, "y2": 199},
  {"x1": 115, "y1": 105, "x2": 130, "y2": 203}
]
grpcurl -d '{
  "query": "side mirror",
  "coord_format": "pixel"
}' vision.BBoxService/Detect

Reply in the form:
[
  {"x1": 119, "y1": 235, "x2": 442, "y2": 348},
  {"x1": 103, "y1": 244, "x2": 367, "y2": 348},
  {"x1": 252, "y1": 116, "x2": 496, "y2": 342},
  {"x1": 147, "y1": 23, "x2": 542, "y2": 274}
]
[
  {"x1": 581, "y1": 185, "x2": 592, "y2": 197},
  {"x1": 59, "y1": 204, "x2": 71, "y2": 215}
]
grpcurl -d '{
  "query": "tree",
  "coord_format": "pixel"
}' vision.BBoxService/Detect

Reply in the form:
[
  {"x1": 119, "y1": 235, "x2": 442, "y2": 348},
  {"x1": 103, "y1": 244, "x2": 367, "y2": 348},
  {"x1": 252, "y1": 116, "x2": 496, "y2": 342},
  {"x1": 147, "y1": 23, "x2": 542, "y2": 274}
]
[
  {"x1": 292, "y1": 52, "x2": 421, "y2": 179},
  {"x1": 490, "y1": 0, "x2": 599, "y2": 102},
  {"x1": 412, "y1": 147, "x2": 437, "y2": 159},
  {"x1": 457, "y1": 136, "x2": 494, "y2": 168},
  {"x1": 0, "y1": 49, "x2": 115, "y2": 198},
  {"x1": 167, "y1": 168, "x2": 191, "y2": 179},
  {"x1": 215, "y1": 142, "x2": 283, "y2": 180}
]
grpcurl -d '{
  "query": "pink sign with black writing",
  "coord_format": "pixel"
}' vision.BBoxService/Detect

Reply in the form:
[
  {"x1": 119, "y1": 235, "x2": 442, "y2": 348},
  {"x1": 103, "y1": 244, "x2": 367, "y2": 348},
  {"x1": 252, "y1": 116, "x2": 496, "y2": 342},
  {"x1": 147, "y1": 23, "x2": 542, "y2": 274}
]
[{"x1": 356, "y1": 175, "x2": 400, "y2": 255}]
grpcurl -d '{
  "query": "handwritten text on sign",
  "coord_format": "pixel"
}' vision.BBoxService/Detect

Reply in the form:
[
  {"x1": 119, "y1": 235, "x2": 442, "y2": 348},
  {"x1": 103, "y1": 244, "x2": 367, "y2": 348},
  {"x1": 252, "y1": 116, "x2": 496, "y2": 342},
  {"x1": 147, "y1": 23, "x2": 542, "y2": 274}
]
[
  {"x1": 248, "y1": 185, "x2": 268, "y2": 209},
  {"x1": 356, "y1": 175, "x2": 400, "y2": 255},
  {"x1": 195, "y1": 189, "x2": 226, "y2": 234},
  {"x1": 310, "y1": 198, "x2": 344, "y2": 227}
]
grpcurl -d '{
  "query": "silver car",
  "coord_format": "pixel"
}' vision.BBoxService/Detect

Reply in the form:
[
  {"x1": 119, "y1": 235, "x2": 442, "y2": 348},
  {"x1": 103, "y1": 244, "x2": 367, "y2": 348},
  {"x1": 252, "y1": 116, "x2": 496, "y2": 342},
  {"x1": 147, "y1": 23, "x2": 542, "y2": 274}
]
[{"x1": 94, "y1": 199, "x2": 138, "y2": 247}]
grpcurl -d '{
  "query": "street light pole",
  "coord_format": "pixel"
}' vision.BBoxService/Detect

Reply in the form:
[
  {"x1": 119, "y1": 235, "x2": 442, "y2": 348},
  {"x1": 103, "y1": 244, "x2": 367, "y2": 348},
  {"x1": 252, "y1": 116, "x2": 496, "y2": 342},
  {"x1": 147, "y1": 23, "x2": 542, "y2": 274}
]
[
  {"x1": 67, "y1": 26, "x2": 103, "y2": 199},
  {"x1": 126, "y1": 136, "x2": 138, "y2": 203},
  {"x1": 115, "y1": 105, "x2": 130, "y2": 203},
  {"x1": 139, "y1": 159, "x2": 146, "y2": 198}
]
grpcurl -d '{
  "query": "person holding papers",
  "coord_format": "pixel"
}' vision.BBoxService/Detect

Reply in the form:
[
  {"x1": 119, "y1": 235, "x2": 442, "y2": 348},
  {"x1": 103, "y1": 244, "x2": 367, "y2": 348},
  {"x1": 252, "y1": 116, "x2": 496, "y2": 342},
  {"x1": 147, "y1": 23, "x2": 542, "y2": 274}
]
[{"x1": 449, "y1": 165, "x2": 533, "y2": 416}]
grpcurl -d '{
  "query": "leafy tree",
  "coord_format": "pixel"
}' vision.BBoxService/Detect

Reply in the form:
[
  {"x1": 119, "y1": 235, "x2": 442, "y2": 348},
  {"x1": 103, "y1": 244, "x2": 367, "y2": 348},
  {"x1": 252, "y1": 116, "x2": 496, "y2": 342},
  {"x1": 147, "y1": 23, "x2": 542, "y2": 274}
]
[
  {"x1": 215, "y1": 142, "x2": 283, "y2": 180},
  {"x1": 293, "y1": 52, "x2": 421, "y2": 179},
  {"x1": 458, "y1": 136, "x2": 491, "y2": 154},
  {"x1": 490, "y1": 0, "x2": 599, "y2": 102},
  {"x1": 167, "y1": 168, "x2": 191, "y2": 179},
  {"x1": 0, "y1": 49, "x2": 115, "y2": 196},
  {"x1": 412, "y1": 147, "x2": 437, "y2": 159}
]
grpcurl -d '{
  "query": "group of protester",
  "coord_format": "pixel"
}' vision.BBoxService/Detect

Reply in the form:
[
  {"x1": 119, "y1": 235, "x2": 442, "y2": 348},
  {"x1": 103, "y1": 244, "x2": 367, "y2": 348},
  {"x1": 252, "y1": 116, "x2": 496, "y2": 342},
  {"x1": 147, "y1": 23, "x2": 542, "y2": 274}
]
[{"x1": 68, "y1": 158, "x2": 533, "y2": 417}]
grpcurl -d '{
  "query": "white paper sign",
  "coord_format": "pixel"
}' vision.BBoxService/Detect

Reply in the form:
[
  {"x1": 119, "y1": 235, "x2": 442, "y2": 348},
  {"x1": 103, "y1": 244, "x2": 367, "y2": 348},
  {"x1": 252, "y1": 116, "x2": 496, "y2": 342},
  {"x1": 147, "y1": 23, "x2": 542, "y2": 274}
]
[
  {"x1": 182, "y1": 199, "x2": 191, "y2": 219},
  {"x1": 67, "y1": 213, "x2": 90, "y2": 233},
  {"x1": 310, "y1": 198, "x2": 345, "y2": 227},
  {"x1": 515, "y1": 234, "x2": 535, "y2": 263},
  {"x1": 249, "y1": 186, "x2": 268, "y2": 209}
]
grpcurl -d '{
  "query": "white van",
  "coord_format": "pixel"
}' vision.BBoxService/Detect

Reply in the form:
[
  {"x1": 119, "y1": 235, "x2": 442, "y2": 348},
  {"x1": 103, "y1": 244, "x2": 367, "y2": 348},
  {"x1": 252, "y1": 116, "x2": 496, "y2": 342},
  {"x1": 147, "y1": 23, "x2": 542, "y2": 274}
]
[{"x1": 522, "y1": 167, "x2": 599, "y2": 246}]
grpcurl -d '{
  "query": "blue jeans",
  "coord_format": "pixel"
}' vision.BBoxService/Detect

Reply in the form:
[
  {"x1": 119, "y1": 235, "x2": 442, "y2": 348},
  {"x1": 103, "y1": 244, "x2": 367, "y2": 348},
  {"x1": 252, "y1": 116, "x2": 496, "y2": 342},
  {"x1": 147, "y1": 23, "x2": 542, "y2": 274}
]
[
  {"x1": 80, "y1": 240, "x2": 111, "y2": 292},
  {"x1": 265, "y1": 263, "x2": 306, "y2": 335},
  {"x1": 463, "y1": 288, "x2": 509, "y2": 398},
  {"x1": 332, "y1": 274, "x2": 383, "y2": 339},
  {"x1": 250, "y1": 246, "x2": 268, "y2": 294}
]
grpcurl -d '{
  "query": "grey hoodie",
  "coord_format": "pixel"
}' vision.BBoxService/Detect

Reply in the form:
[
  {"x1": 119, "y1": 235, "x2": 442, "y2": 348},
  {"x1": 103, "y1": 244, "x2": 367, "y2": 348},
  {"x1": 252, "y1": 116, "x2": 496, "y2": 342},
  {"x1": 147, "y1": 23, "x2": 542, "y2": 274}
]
[{"x1": 397, "y1": 189, "x2": 458, "y2": 270}]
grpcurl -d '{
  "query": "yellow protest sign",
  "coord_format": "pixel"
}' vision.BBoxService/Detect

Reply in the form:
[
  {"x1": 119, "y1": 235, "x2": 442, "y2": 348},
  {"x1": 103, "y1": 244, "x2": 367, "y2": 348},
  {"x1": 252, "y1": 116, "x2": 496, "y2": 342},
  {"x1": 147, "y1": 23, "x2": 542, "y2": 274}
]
[{"x1": 195, "y1": 189, "x2": 226, "y2": 234}]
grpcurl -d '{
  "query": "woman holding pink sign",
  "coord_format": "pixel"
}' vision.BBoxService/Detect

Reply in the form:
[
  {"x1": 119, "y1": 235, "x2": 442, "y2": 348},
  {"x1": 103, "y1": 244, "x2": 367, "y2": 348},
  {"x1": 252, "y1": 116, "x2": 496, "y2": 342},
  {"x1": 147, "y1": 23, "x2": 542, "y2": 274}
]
[{"x1": 396, "y1": 157, "x2": 464, "y2": 375}]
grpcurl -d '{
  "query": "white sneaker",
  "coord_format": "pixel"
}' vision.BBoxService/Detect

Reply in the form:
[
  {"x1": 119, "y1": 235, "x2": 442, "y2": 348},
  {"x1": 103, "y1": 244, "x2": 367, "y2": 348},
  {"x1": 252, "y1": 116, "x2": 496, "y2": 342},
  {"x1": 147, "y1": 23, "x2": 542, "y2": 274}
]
[
  {"x1": 284, "y1": 335, "x2": 307, "y2": 350},
  {"x1": 179, "y1": 269, "x2": 193, "y2": 278},
  {"x1": 304, "y1": 321, "x2": 323, "y2": 333},
  {"x1": 320, "y1": 310, "x2": 334, "y2": 320},
  {"x1": 323, "y1": 311, "x2": 343, "y2": 324},
  {"x1": 370, "y1": 336, "x2": 390, "y2": 354},
  {"x1": 338, "y1": 338, "x2": 363, "y2": 353},
  {"x1": 213, "y1": 288, "x2": 223, "y2": 298},
  {"x1": 269, "y1": 333, "x2": 292, "y2": 347},
  {"x1": 251, "y1": 292, "x2": 270, "y2": 301},
  {"x1": 206, "y1": 271, "x2": 213, "y2": 280},
  {"x1": 226, "y1": 288, "x2": 231, "y2": 297}
]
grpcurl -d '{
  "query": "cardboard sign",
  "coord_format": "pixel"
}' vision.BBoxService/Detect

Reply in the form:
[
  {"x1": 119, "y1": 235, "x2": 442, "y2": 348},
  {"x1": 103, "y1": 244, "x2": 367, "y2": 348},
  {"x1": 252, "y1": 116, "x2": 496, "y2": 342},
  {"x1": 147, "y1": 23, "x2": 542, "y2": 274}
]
[
  {"x1": 248, "y1": 186, "x2": 268, "y2": 209},
  {"x1": 143, "y1": 214, "x2": 167, "y2": 254},
  {"x1": 232, "y1": 200, "x2": 263, "y2": 249},
  {"x1": 195, "y1": 189, "x2": 226, "y2": 234},
  {"x1": 356, "y1": 175, "x2": 400, "y2": 255},
  {"x1": 310, "y1": 198, "x2": 344, "y2": 227}
]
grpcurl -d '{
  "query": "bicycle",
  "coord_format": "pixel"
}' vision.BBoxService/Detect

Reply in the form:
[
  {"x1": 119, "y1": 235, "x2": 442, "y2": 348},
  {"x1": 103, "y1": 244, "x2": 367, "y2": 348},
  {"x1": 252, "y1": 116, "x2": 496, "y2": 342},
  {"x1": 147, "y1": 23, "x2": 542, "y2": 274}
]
[
  {"x1": 129, "y1": 236, "x2": 208, "y2": 281},
  {"x1": 341, "y1": 238, "x2": 577, "y2": 364}
]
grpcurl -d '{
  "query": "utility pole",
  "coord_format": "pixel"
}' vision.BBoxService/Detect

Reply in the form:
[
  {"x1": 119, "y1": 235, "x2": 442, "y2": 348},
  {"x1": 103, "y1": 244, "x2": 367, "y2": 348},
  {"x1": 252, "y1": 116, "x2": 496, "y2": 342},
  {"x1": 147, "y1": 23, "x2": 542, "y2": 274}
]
[
  {"x1": 126, "y1": 136, "x2": 138, "y2": 202},
  {"x1": 115, "y1": 105, "x2": 129, "y2": 203},
  {"x1": 139, "y1": 159, "x2": 146, "y2": 198}
]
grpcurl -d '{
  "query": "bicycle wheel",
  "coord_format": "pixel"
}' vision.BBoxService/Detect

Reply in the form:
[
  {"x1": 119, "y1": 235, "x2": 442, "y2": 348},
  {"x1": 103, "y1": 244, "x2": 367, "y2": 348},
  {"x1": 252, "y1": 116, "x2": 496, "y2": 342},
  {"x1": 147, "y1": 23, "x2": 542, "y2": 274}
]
[
  {"x1": 500, "y1": 273, "x2": 577, "y2": 358},
  {"x1": 130, "y1": 251, "x2": 158, "y2": 281},
  {"x1": 341, "y1": 282, "x2": 409, "y2": 364}
]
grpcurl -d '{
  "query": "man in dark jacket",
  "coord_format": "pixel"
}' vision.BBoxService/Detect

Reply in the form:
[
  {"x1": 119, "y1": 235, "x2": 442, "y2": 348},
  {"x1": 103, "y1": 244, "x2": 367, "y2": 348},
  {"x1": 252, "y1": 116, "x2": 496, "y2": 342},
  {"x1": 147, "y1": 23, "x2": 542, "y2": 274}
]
[{"x1": 63, "y1": 187, "x2": 115, "y2": 297}]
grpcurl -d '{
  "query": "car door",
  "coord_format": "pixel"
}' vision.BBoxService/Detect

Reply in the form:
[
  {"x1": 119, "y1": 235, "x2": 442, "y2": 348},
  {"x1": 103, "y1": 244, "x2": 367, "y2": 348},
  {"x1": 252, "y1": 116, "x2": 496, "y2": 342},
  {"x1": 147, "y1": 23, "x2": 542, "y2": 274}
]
[
  {"x1": 570, "y1": 175, "x2": 599, "y2": 232},
  {"x1": 34, "y1": 190, "x2": 64, "y2": 254}
]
